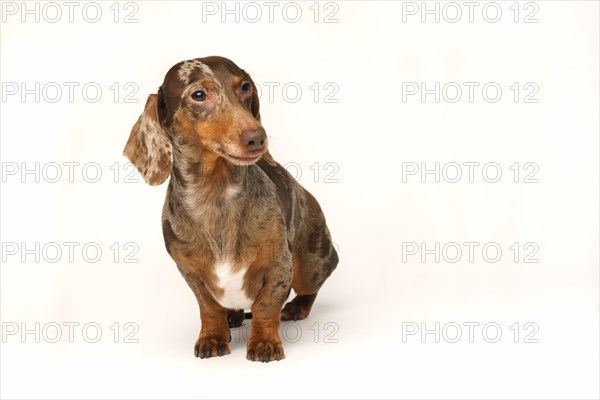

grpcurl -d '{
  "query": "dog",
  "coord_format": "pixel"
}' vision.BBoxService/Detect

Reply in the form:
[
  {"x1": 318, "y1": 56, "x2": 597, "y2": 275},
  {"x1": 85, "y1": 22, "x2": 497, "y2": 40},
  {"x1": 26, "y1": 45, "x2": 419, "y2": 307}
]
[{"x1": 123, "y1": 56, "x2": 338, "y2": 362}]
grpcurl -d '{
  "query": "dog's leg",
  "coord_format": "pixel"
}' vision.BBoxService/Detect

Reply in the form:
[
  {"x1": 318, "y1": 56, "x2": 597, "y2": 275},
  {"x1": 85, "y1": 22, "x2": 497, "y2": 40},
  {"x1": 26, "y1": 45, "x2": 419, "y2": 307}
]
[
  {"x1": 282, "y1": 245, "x2": 338, "y2": 321},
  {"x1": 195, "y1": 299, "x2": 231, "y2": 359},
  {"x1": 177, "y1": 265, "x2": 231, "y2": 358},
  {"x1": 246, "y1": 262, "x2": 292, "y2": 362},
  {"x1": 282, "y1": 190, "x2": 339, "y2": 321}
]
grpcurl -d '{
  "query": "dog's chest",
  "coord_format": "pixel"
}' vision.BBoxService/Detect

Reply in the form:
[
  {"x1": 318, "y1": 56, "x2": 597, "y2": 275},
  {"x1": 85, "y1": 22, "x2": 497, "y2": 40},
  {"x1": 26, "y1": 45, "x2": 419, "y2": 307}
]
[
  {"x1": 213, "y1": 261, "x2": 254, "y2": 310},
  {"x1": 184, "y1": 186, "x2": 241, "y2": 225}
]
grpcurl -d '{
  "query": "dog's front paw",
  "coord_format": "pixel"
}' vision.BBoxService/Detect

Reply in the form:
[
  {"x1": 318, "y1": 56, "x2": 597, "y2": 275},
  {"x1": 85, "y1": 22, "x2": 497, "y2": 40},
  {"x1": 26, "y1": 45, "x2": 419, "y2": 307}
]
[
  {"x1": 194, "y1": 334, "x2": 231, "y2": 359},
  {"x1": 246, "y1": 337, "x2": 284, "y2": 362}
]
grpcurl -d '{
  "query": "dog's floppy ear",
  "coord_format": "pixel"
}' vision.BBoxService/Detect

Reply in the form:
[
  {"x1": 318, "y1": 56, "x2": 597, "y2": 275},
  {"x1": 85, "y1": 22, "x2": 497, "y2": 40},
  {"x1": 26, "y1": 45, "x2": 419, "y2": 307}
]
[{"x1": 123, "y1": 93, "x2": 172, "y2": 185}]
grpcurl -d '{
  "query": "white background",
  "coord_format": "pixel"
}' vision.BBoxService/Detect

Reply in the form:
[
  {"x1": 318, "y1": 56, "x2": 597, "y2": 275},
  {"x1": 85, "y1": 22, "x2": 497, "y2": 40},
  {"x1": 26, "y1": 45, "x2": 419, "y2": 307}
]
[{"x1": 1, "y1": 1, "x2": 598, "y2": 399}]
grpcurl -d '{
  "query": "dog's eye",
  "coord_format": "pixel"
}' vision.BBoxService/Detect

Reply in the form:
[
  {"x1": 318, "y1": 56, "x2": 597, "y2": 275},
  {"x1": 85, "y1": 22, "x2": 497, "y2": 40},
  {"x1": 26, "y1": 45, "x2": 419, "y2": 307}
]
[
  {"x1": 191, "y1": 90, "x2": 206, "y2": 102},
  {"x1": 241, "y1": 83, "x2": 251, "y2": 95}
]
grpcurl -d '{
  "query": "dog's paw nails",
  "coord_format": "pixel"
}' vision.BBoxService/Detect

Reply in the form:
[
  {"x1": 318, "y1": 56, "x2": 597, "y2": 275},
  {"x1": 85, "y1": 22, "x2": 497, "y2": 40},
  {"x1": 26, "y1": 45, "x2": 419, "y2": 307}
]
[
  {"x1": 195, "y1": 335, "x2": 230, "y2": 359},
  {"x1": 247, "y1": 340, "x2": 284, "y2": 362}
]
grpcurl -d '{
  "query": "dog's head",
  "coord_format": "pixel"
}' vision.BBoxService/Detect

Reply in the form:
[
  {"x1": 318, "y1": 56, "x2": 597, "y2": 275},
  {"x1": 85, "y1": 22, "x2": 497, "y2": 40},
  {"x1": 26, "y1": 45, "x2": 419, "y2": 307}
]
[{"x1": 124, "y1": 56, "x2": 269, "y2": 185}]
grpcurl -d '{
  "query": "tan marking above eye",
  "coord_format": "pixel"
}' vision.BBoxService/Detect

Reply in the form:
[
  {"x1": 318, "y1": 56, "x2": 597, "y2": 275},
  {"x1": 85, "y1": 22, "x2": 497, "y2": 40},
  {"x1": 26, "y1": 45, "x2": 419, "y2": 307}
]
[
  {"x1": 232, "y1": 76, "x2": 242, "y2": 85},
  {"x1": 201, "y1": 80, "x2": 217, "y2": 91}
]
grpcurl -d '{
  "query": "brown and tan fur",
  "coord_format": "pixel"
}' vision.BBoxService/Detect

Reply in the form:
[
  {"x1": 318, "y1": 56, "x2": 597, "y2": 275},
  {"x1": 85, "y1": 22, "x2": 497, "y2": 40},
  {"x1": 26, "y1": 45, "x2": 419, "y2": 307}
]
[{"x1": 123, "y1": 56, "x2": 338, "y2": 362}]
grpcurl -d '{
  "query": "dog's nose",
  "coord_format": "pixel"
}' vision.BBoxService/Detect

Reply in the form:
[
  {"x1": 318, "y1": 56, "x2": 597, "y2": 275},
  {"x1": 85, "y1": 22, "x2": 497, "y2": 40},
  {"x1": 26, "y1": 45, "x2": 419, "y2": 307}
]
[{"x1": 240, "y1": 128, "x2": 266, "y2": 152}]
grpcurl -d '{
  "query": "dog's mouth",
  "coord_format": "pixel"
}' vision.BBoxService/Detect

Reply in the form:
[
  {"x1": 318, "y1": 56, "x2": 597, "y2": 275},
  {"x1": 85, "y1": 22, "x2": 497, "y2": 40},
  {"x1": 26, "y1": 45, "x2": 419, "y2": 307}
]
[{"x1": 226, "y1": 151, "x2": 263, "y2": 165}]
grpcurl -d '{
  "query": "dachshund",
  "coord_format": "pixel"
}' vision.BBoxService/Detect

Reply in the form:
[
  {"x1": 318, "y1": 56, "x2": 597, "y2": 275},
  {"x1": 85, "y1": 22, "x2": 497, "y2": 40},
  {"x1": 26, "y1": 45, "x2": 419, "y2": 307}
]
[{"x1": 123, "y1": 56, "x2": 338, "y2": 362}]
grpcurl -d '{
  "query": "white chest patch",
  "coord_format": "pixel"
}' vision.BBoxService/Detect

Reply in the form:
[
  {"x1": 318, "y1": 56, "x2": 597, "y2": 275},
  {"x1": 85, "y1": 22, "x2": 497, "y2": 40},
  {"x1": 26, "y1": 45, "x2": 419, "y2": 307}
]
[
  {"x1": 214, "y1": 261, "x2": 254, "y2": 310},
  {"x1": 225, "y1": 185, "x2": 240, "y2": 199}
]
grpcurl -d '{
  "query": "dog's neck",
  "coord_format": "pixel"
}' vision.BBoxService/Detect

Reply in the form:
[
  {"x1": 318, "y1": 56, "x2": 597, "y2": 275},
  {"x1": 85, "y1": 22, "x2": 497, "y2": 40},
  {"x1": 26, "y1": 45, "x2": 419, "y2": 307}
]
[
  {"x1": 170, "y1": 141, "x2": 248, "y2": 196},
  {"x1": 166, "y1": 141, "x2": 252, "y2": 254}
]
